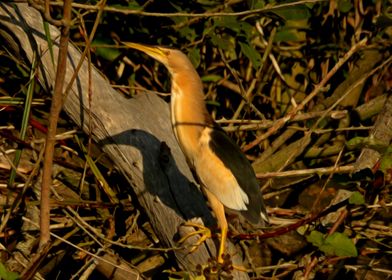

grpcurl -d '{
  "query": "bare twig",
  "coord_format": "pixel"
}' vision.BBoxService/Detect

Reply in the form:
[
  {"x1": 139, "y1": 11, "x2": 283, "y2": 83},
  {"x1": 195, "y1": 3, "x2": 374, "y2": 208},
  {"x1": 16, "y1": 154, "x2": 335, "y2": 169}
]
[
  {"x1": 243, "y1": 38, "x2": 368, "y2": 152},
  {"x1": 345, "y1": 265, "x2": 392, "y2": 275},
  {"x1": 303, "y1": 256, "x2": 318, "y2": 280},
  {"x1": 256, "y1": 165, "x2": 354, "y2": 179},
  {"x1": 22, "y1": 217, "x2": 141, "y2": 279},
  {"x1": 328, "y1": 209, "x2": 348, "y2": 235},
  {"x1": 36, "y1": 0, "x2": 327, "y2": 18},
  {"x1": 63, "y1": 0, "x2": 107, "y2": 99},
  {"x1": 310, "y1": 145, "x2": 345, "y2": 214},
  {"x1": 27, "y1": 0, "x2": 64, "y2": 26},
  {"x1": 40, "y1": 0, "x2": 72, "y2": 248}
]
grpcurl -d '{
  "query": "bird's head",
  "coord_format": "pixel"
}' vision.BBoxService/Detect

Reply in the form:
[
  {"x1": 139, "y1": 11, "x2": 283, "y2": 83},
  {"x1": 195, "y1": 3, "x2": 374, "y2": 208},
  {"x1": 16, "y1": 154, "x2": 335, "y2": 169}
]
[{"x1": 124, "y1": 42, "x2": 194, "y2": 76}]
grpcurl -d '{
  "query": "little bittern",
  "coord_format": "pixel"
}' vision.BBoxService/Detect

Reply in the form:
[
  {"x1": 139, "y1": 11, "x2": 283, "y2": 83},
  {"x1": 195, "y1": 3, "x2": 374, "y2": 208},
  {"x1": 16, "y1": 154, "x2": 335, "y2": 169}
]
[{"x1": 125, "y1": 42, "x2": 268, "y2": 263}]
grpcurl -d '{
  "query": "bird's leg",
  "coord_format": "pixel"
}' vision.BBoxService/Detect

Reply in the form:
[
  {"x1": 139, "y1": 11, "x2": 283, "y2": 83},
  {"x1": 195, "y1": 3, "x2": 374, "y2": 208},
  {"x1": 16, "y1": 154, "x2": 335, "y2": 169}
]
[
  {"x1": 179, "y1": 189, "x2": 228, "y2": 263},
  {"x1": 204, "y1": 188, "x2": 228, "y2": 264}
]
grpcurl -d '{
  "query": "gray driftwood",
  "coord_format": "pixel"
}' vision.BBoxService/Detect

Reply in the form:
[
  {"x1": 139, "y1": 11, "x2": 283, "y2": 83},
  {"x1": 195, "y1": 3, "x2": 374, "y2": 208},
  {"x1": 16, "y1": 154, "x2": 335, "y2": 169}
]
[
  {"x1": 0, "y1": 2, "x2": 249, "y2": 279},
  {"x1": 355, "y1": 94, "x2": 392, "y2": 171}
]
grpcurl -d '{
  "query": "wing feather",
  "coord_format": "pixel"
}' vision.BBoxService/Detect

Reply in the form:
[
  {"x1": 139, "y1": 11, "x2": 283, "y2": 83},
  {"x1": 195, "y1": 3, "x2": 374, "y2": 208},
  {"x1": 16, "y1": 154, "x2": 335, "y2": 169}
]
[{"x1": 195, "y1": 126, "x2": 267, "y2": 224}]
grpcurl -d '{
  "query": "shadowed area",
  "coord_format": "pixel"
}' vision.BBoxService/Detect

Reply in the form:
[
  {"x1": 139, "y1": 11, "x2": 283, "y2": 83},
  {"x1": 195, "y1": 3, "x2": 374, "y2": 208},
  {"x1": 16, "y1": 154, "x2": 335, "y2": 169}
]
[{"x1": 97, "y1": 129, "x2": 215, "y2": 226}]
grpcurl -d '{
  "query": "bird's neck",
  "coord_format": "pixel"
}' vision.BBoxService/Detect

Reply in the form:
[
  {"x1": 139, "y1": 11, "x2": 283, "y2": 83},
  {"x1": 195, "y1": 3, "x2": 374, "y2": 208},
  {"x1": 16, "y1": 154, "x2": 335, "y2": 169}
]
[
  {"x1": 170, "y1": 72, "x2": 213, "y2": 163},
  {"x1": 171, "y1": 72, "x2": 211, "y2": 126}
]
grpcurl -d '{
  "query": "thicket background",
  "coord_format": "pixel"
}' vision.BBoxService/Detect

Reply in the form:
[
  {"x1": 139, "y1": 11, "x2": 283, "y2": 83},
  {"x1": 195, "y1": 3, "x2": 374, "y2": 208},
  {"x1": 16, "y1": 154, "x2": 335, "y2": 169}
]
[{"x1": 0, "y1": 0, "x2": 391, "y2": 279}]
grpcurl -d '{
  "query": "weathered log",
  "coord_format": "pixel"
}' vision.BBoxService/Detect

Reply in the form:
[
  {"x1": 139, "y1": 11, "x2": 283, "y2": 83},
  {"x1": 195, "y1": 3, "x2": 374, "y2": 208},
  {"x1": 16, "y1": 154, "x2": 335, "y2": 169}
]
[
  {"x1": 0, "y1": 3, "x2": 249, "y2": 278},
  {"x1": 355, "y1": 94, "x2": 392, "y2": 171}
]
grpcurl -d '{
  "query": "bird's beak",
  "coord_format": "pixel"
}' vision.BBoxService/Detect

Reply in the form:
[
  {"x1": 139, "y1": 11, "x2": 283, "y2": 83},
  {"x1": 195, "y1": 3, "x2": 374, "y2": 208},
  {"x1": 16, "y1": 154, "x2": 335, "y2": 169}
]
[{"x1": 124, "y1": 42, "x2": 167, "y2": 63}]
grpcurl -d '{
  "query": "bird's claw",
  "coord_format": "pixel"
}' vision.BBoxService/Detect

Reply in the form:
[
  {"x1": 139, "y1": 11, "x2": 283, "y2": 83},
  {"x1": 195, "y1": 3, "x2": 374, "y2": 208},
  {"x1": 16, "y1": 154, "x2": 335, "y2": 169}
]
[{"x1": 178, "y1": 222, "x2": 212, "y2": 252}]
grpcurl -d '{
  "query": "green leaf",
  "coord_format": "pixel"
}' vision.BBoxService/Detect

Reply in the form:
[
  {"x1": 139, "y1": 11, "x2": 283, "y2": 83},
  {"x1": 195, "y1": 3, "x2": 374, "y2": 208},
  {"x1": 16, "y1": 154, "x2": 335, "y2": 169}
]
[
  {"x1": 201, "y1": 74, "x2": 222, "y2": 82},
  {"x1": 346, "y1": 136, "x2": 388, "y2": 153},
  {"x1": 380, "y1": 145, "x2": 392, "y2": 172},
  {"x1": 274, "y1": 30, "x2": 297, "y2": 42},
  {"x1": 127, "y1": 1, "x2": 142, "y2": 10},
  {"x1": 110, "y1": 2, "x2": 139, "y2": 9},
  {"x1": 248, "y1": 0, "x2": 265, "y2": 9},
  {"x1": 203, "y1": 23, "x2": 216, "y2": 37},
  {"x1": 306, "y1": 230, "x2": 324, "y2": 247},
  {"x1": 168, "y1": 15, "x2": 187, "y2": 25},
  {"x1": 274, "y1": 6, "x2": 311, "y2": 21},
  {"x1": 349, "y1": 191, "x2": 365, "y2": 205},
  {"x1": 213, "y1": 16, "x2": 241, "y2": 33},
  {"x1": 324, "y1": 232, "x2": 358, "y2": 257},
  {"x1": 188, "y1": 48, "x2": 201, "y2": 68},
  {"x1": 196, "y1": 0, "x2": 221, "y2": 6},
  {"x1": 239, "y1": 22, "x2": 255, "y2": 39},
  {"x1": 43, "y1": 21, "x2": 55, "y2": 67},
  {"x1": 307, "y1": 231, "x2": 358, "y2": 257},
  {"x1": 210, "y1": 33, "x2": 231, "y2": 50},
  {"x1": 0, "y1": 263, "x2": 20, "y2": 280},
  {"x1": 375, "y1": 14, "x2": 392, "y2": 28},
  {"x1": 209, "y1": 34, "x2": 237, "y2": 60},
  {"x1": 8, "y1": 53, "x2": 37, "y2": 187},
  {"x1": 178, "y1": 26, "x2": 197, "y2": 41},
  {"x1": 338, "y1": 0, "x2": 353, "y2": 13},
  {"x1": 239, "y1": 41, "x2": 262, "y2": 69},
  {"x1": 346, "y1": 136, "x2": 367, "y2": 149},
  {"x1": 95, "y1": 47, "x2": 121, "y2": 62},
  {"x1": 92, "y1": 39, "x2": 121, "y2": 62},
  {"x1": 206, "y1": 100, "x2": 221, "y2": 107}
]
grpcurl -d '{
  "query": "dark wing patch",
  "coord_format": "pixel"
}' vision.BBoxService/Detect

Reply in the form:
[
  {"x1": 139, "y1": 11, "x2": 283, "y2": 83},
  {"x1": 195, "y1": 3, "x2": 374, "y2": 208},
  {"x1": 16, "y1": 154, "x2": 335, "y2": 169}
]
[{"x1": 208, "y1": 126, "x2": 267, "y2": 224}]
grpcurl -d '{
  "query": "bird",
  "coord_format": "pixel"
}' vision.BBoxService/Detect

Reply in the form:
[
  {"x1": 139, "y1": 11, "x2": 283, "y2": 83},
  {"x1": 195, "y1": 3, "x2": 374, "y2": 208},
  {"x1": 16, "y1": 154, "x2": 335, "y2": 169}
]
[{"x1": 124, "y1": 42, "x2": 268, "y2": 264}]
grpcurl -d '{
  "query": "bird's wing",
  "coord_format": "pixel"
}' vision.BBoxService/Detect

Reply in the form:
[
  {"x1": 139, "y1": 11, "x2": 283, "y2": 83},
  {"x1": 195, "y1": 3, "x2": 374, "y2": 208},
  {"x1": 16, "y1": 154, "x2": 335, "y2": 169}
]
[{"x1": 195, "y1": 126, "x2": 266, "y2": 224}]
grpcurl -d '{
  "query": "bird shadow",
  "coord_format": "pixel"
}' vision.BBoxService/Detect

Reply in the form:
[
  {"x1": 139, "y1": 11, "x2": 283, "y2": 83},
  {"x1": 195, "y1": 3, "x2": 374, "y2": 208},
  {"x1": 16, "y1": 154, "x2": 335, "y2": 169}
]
[{"x1": 97, "y1": 129, "x2": 215, "y2": 227}]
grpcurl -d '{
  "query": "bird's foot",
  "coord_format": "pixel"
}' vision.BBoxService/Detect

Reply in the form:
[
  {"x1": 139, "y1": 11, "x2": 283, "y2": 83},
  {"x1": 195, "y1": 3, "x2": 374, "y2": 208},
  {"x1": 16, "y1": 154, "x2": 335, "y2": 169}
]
[
  {"x1": 178, "y1": 221, "x2": 212, "y2": 253},
  {"x1": 196, "y1": 254, "x2": 235, "y2": 279}
]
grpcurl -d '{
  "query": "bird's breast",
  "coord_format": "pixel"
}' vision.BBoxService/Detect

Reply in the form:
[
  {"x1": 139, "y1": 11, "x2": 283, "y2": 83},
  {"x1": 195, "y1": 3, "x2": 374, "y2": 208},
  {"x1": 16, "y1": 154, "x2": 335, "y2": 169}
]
[
  {"x1": 171, "y1": 91, "x2": 251, "y2": 212},
  {"x1": 171, "y1": 101, "x2": 201, "y2": 165}
]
